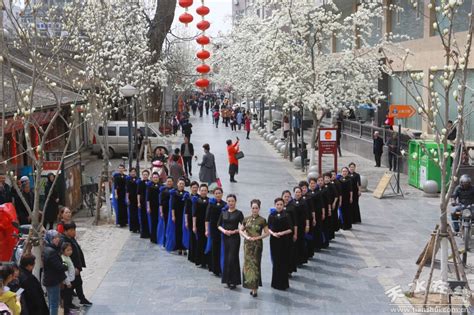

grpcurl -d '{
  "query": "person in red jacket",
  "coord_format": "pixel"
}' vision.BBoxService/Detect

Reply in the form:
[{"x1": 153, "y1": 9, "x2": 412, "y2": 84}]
[
  {"x1": 226, "y1": 137, "x2": 240, "y2": 183},
  {"x1": 244, "y1": 116, "x2": 251, "y2": 139}
]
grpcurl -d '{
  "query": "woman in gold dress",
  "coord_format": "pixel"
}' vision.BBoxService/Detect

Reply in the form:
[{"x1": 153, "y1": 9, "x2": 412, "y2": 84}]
[{"x1": 240, "y1": 199, "x2": 269, "y2": 297}]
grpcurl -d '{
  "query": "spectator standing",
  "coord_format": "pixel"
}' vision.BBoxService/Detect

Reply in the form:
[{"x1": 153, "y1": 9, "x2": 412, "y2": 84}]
[
  {"x1": 447, "y1": 120, "x2": 457, "y2": 141},
  {"x1": 236, "y1": 111, "x2": 243, "y2": 130},
  {"x1": 373, "y1": 131, "x2": 384, "y2": 167},
  {"x1": 169, "y1": 155, "x2": 185, "y2": 186},
  {"x1": 57, "y1": 206, "x2": 73, "y2": 234},
  {"x1": 283, "y1": 116, "x2": 290, "y2": 139},
  {"x1": 61, "y1": 222, "x2": 92, "y2": 307},
  {"x1": 42, "y1": 230, "x2": 67, "y2": 315},
  {"x1": 386, "y1": 133, "x2": 399, "y2": 172},
  {"x1": 198, "y1": 144, "x2": 217, "y2": 185},
  {"x1": 18, "y1": 254, "x2": 49, "y2": 315},
  {"x1": 13, "y1": 176, "x2": 34, "y2": 225},
  {"x1": 0, "y1": 176, "x2": 12, "y2": 204},
  {"x1": 60, "y1": 242, "x2": 76, "y2": 315},
  {"x1": 44, "y1": 173, "x2": 60, "y2": 229},
  {"x1": 226, "y1": 138, "x2": 240, "y2": 183},
  {"x1": 181, "y1": 137, "x2": 195, "y2": 177}
]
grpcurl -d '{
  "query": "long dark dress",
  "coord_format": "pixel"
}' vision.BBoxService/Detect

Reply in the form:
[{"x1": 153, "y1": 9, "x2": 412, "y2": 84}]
[
  {"x1": 307, "y1": 189, "x2": 324, "y2": 254},
  {"x1": 242, "y1": 215, "x2": 267, "y2": 290},
  {"x1": 44, "y1": 180, "x2": 59, "y2": 228},
  {"x1": 126, "y1": 176, "x2": 140, "y2": 233},
  {"x1": 113, "y1": 173, "x2": 128, "y2": 227},
  {"x1": 147, "y1": 181, "x2": 161, "y2": 243},
  {"x1": 193, "y1": 196, "x2": 209, "y2": 266},
  {"x1": 169, "y1": 189, "x2": 187, "y2": 251},
  {"x1": 186, "y1": 193, "x2": 198, "y2": 263},
  {"x1": 323, "y1": 182, "x2": 337, "y2": 240},
  {"x1": 291, "y1": 198, "x2": 309, "y2": 265},
  {"x1": 284, "y1": 203, "x2": 298, "y2": 273},
  {"x1": 137, "y1": 179, "x2": 150, "y2": 238},
  {"x1": 159, "y1": 187, "x2": 172, "y2": 245},
  {"x1": 349, "y1": 172, "x2": 362, "y2": 223},
  {"x1": 205, "y1": 199, "x2": 227, "y2": 276},
  {"x1": 318, "y1": 186, "x2": 330, "y2": 248},
  {"x1": 330, "y1": 180, "x2": 341, "y2": 234},
  {"x1": 268, "y1": 210, "x2": 292, "y2": 290},
  {"x1": 339, "y1": 176, "x2": 353, "y2": 230},
  {"x1": 218, "y1": 209, "x2": 244, "y2": 286}
]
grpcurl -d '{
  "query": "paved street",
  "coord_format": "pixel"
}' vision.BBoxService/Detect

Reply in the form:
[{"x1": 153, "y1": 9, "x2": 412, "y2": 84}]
[{"x1": 85, "y1": 114, "x2": 449, "y2": 314}]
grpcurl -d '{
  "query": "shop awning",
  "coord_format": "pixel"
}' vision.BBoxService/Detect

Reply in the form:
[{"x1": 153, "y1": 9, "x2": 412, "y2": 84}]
[{"x1": 1, "y1": 111, "x2": 56, "y2": 134}]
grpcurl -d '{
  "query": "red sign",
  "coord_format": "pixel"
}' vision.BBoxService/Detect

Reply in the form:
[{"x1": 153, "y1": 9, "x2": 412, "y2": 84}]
[
  {"x1": 318, "y1": 128, "x2": 338, "y2": 175},
  {"x1": 389, "y1": 104, "x2": 416, "y2": 119},
  {"x1": 43, "y1": 161, "x2": 61, "y2": 170}
]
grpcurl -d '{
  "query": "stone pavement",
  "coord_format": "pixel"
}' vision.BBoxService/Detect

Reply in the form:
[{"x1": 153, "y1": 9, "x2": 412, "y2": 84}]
[{"x1": 84, "y1": 114, "x2": 469, "y2": 315}]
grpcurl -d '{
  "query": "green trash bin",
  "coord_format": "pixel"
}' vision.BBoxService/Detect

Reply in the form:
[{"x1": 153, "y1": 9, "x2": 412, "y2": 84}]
[
  {"x1": 408, "y1": 140, "x2": 422, "y2": 188},
  {"x1": 418, "y1": 141, "x2": 453, "y2": 191}
]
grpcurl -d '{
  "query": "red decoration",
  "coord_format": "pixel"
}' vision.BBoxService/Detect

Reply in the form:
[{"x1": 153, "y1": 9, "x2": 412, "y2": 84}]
[
  {"x1": 179, "y1": 12, "x2": 193, "y2": 25},
  {"x1": 196, "y1": 50, "x2": 211, "y2": 60},
  {"x1": 196, "y1": 35, "x2": 210, "y2": 45},
  {"x1": 196, "y1": 78, "x2": 210, "y2": 88},
  {"x1": 196, "y1": 64, "x2": 211, "y2": 74},
  {"x1": 196, "y1": 5, "x2": 210, "y2": 16},
  {"x1": 197, "y1": 20, "x2": 210, "y2": 31},
  {"x1": 179, "y1": 0, "x2": 193, "y2": 8}
]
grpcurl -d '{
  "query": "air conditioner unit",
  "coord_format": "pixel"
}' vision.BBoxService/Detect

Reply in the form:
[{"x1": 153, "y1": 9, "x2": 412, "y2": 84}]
[{"x1": 234, "y1": 0, "x2": 239, "y2": 5}]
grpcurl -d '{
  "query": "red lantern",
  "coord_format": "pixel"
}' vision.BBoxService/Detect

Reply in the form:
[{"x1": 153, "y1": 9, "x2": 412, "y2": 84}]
[
  {"x1": 197, "y1": 20, "x2": 210, "y2": 31},
  {"x1": 179, "y1": 0, "x2": 193, "y2": 8},
  {"x1": 196, "y1": 64, "x2": 211, "y2": 74},
  {"x1": 196, "y1": 35, "x2": 210, "y2": 45},
  {"x1": 196, "y1": 50, "x2": 211, "y2": 60},
  {"x1": 179, "y1": 12, "x2": 193, "y2": 25},
  {"x1": 196, "y1": 78, "x2": 210, "y2": 88},
  {"x1": 196, "y1": 5, "x2": 210, "y2": 16}
]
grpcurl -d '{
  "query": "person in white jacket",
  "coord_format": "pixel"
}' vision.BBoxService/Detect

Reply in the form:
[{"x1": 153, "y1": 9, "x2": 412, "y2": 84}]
[{"x1": 61, "y1": 243, "x2": 76, "y2": 315}]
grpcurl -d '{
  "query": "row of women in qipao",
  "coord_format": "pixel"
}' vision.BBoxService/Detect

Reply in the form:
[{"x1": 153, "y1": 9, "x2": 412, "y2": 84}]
[{"x1": 112, "y1": 162, "x2": 363, "y2": 297}]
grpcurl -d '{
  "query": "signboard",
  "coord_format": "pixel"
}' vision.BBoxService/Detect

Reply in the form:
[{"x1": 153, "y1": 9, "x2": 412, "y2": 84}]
[
  {"x1": 373, "y1": 173, "x2": 394, "y2": 199},
  {"x1": 389, "y1": 104, "x2": 416, "y2": 119},
  {"x1": 318, "y1": 128, "x2": 338, "y2": 175},
  {"x1": 43, "y1": 161, "x2": 61, "y2": 171}
]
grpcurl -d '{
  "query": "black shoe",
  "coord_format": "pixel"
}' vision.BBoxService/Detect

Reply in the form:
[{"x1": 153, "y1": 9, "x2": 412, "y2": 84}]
[
  {"x1": 80, "y1": 299, "x2": 93, "y2": 307},
  {"x1": 189, "y1": 172, "x2": 192, "y2": 176},
  {"x1": 69, "y1": 304, "x2": 80, "y2": 310}
]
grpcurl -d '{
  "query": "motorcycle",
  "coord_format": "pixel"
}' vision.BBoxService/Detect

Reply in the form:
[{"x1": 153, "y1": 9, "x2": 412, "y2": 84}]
[
  {"x1": 453, "y1": 203, "x2": 474, "y2": 265},
  {"x1": 10, "y1": 223, "x2": 30, "y2": 266}
]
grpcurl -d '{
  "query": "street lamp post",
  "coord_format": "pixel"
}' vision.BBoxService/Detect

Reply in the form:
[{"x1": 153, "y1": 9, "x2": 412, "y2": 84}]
[{"x1": 119, "y1": 84, "x2": 139, "y2": 172}]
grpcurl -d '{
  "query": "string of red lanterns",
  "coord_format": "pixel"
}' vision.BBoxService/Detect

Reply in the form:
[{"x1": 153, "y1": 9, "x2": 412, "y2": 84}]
[
  {"x1": 195, "y1": 0, "x2": 211, "y2": 89},
  {"x1": 178, "y1": 0, "x2": 194, "y2": 26}
]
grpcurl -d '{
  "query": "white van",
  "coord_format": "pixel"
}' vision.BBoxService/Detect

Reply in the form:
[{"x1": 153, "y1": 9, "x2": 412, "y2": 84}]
[{"x1": 92, "y1": 121, "x2": 171, "y2": 158}]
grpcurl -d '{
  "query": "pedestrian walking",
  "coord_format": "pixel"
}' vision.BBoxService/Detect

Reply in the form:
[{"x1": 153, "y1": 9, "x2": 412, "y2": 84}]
[
  {"x1": 283, "y1": 115, "x2": 290, "y2": 139},
  {"x1": 198, "y1": 144, "x2": 217, "y2": 185},
  {"x1": 182, "y1": 120, "x2": 193, "y2": 141},
  {"x1": 126, "y1": 168, "x2": 140, "y2": 233},
  {"x1": 226, "y1": 138, "x2": 240, "y2": 183},
  {"x1": 192, "y1": 184, "x2": 210, "y2": 267},
  {"x1": 240, "y1": 199, "x2": 269, "y2": 297},
  {"x1": 268, "y1": 198, "x2": 292, "y2": 291},
  {"x1": 335, "y1": 121, "x2": 342, "y2": 157},
  {"x1": 185, "y1": 181, "x2": 199, "y2": 263},
  {"x1": 147, "y1": 173, "x2": 161, "y2": 244},
  {"x1": 205, "y1": 100, "x2": 210, "y2": 115},
  {"x1": 198, "y1": 101, "x2": 204, "y2": 117},
  {"x1": 387, "y1": 133, "x2": 398, "y2": 171},
  {"x1": 44, "y1": 173, "x2": 60, "y2": 229},
  {"x1": 137, "y1": 170, "x2": 151, "y2": 239},
  {"x1": 181, "y1": 137, "x2": 195, "y2": 177},
  {"x1": 18, "y1": 254, "x2": 49, "y2": 315},
  {"x1": 348, "y1": 162, "x2": 362, "y2": 224},
  {"x1": 244, "y1": 116, "x2": 251, "y2": 139},
  {"x1": 213, "y1": 110, "x2": 220, "y2": 128},
  {"x1": 373, "y1": 131, "x2": 384, "y2": 167},
  {"x1": 42, "y1": 230, "x2": 67, "y2": 315},
  {"x1": 339, "y1": 167, "x2": 353, "y2": 230},
  {"x1": 157, "y1": 177, "x2": 174, "y2": 246},
  {"x1": 236, "y1": 111, "x2": 243, "y2": 130},
  {"x1": 166, "y1": 178, "x2": 187, "y2": 254},
  {"x1": 61, "y1": 222, "x2": 92, "y2": 307},
  {"x1": 169, "y1": 154, "x2": 185, "y2": 186},
  {"x1": 113, "y1": 164, "x2": 128, "y2": 227},
  {"x1": 205, "y1": 188, "x2": 227, "y2": 276},
  {"x1": 218, "y1": 194, "x2": 244, "y2": 289},
  {"x1": 230, "y1": 115, "x2": 237, "y2": 131}
]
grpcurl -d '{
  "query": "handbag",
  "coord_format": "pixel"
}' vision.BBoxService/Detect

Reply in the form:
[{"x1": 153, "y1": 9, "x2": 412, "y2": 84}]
[{"x1": 235, "y1": 151, "x2": 245, "y2": 160}]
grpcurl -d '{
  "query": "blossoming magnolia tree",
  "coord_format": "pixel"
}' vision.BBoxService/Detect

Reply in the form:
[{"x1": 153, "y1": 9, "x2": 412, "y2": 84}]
[
  {"x1": 1, "y1": 0, "x2": 84, "y2": 264},
  {"x1": 215, "y1": 0, "x2": 384, "y2": 165},
  {"x1": 69, "y1": 0, "x2": 168, "y2": 223},
  {"x1": 381, "y1": 0, "x2": 474, "y2": 302}
]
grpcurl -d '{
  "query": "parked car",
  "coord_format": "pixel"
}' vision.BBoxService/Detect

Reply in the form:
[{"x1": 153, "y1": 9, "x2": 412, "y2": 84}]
[{"x1": 92, "y1": 121, "x2": 170, "y2": 158}]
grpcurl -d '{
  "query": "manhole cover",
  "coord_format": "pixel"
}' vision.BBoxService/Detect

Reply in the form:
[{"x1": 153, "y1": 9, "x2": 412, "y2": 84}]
[{"x1": 358, "y1": 266, "x2": 403, "y2": 278}]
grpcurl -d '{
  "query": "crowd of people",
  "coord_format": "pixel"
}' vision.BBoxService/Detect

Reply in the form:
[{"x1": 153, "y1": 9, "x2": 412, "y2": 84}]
[
  {"x1": 109, "y1": 97, "x2": 364, "y2": 298},
  {"x1": 0, "y1": 205, "x2": 92, "y2": 315}
]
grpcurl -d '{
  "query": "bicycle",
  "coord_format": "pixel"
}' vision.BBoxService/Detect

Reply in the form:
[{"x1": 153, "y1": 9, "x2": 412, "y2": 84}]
[{"x1": 81, "y1": 182, "x2": 102, "y2": 216}]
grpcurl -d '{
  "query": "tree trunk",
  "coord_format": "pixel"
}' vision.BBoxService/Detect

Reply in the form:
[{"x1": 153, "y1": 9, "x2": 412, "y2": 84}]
[{"x1": 147, "y1": 0, "x2": 177, "y2": 122}]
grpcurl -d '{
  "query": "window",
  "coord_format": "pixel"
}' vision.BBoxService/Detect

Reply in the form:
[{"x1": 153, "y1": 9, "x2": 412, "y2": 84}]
[
  {"x1": 119, "y1": 127, "x2": 129, "y2": 136},
  {"x1": 139, "y1": 127, "x2": 157, "y2": 137},
  {"x1": 107, "y1": 126, "x2": 116, "y2": 136},
  {"x1": 98, "y1": 127, "x2": 103, "y2": 136}
]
